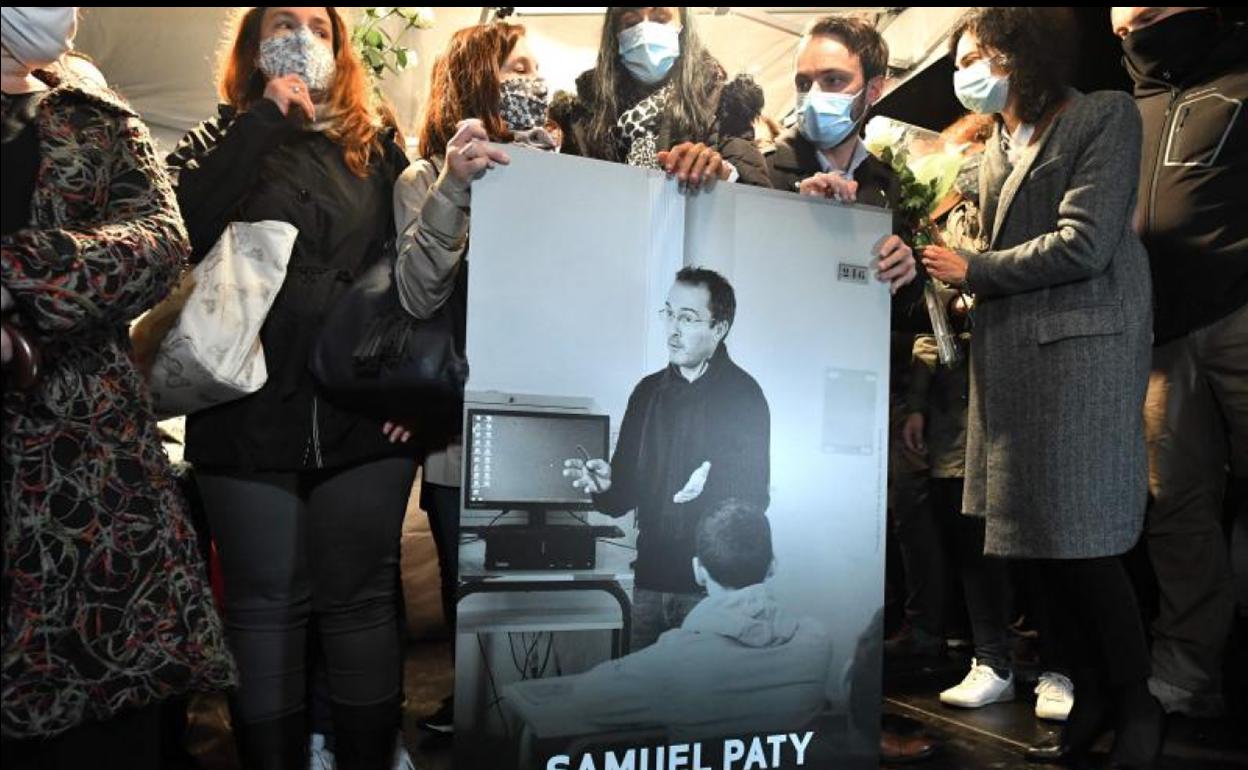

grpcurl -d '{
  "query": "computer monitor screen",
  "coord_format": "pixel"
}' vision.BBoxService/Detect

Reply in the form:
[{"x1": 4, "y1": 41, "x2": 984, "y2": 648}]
[{"x1": 463, "y1": 409, "x2": 610, "y2": 510}]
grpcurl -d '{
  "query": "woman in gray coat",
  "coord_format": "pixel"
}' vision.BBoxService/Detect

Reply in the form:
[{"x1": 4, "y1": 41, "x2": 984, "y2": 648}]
[{"x1": 921, "y1": 8, "x2": 1160, "y2": 770}]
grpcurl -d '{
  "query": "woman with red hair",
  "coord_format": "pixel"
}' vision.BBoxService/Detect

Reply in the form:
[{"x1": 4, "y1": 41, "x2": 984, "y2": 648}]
[
  {"x1": 392, "y1": 20, "x2": 555, "y2": 734},
  {"x1": 167, "y1": 8, "x2": 415, "y2": 768}
]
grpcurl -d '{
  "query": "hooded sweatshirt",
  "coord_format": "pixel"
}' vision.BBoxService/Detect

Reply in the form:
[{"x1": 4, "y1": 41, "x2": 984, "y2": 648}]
[{"x1": 504, "y1": 584, "x2": 833, "y2": 742}]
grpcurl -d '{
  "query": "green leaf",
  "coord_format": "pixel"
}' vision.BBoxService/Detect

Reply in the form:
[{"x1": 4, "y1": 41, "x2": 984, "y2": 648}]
[
  {"x1": 365, "y1": 28, "x2": 384, "y2": 47},
  {"x1": 395, "y1": 48, "x2": 409, "y2": 69}
]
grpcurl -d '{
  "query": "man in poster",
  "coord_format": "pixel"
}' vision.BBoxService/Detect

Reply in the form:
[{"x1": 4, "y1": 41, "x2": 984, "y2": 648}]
[{"x1": 564, "y1": 267, "x2": 771, "y2": 651}]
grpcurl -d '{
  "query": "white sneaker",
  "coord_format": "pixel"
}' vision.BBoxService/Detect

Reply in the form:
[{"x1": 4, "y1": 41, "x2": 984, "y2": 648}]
[
  {"x1": 309, "y1": 732, "x2": 336, "y2": 770},
  {"x1": 940, "y1": 658, "x2": 1015, "y2": 708},
  {"x1": 1035, "y1": 672, "x2": 1074, "y2": 721}
]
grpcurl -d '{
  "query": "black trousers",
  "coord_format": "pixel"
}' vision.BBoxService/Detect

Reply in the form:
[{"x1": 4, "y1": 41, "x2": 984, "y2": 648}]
[
  {"x1": 421, "y1": 481, "x2": 461, "y2": 635},
  {"x1": 197, "y1": 456, "x2": 417, "y2": 724},
  {"x1": 932, "y1": 478, "x2": 1013, "y2": 671},
  {"x1": 893, "y1": 474, "x2": 1012, "y2": 669},
  {"x1": 1030, "y1": 555, "x2": 1151, "y2": 693}
]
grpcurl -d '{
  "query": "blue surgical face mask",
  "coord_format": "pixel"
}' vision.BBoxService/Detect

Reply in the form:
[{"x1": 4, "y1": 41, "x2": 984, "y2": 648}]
[
  {"x1": 796, "y1": 87, "x2": 865, "y2": 150},
  {"x1": 618, "y1": 20, "x2": 681, "y2": 86},
  {"x1": 953, "y1": 59, "x2": 1010, "y2": 115}
]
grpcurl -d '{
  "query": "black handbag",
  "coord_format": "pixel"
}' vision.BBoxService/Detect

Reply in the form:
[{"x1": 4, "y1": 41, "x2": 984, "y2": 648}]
[{"x1": 309, "y1": 239, "x2": 468, "y2": 421}]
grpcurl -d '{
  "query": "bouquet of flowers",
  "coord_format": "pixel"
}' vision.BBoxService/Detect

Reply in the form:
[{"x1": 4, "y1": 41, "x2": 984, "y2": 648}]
[
  {"x1": 864, "y1": 116, "x2": 970, "y2": 364},
  {"x1": 864, "y1": 116, "x2": 967, "y2": 245}
]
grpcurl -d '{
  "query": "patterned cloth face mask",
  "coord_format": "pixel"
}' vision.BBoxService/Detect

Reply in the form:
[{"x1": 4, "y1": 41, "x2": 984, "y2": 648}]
[
  {"x1": 500, "y1": 77, "x2": 550, "y2": 132},
  {"x1": 257, "y1": 26, "x2": 336, "y2": 94}
]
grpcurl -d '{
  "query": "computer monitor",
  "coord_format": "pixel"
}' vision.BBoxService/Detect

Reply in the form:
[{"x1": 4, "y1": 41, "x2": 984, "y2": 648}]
[{"x1": 463, "y1": 409, "x2": 610, "y2": 511}]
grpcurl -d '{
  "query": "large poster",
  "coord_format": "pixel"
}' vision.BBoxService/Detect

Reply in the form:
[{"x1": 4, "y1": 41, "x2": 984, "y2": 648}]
[{"x1": 456, "y1": 148, "x2": 892, "y2": 770}]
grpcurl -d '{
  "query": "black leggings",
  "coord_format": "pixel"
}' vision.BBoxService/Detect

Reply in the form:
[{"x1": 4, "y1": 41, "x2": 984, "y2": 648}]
[
  {"x1": 420, "y1": 481, "x2": 460, "y2": 634},
  {"x1": 1031, "y1": 556, "x2": 1150, "y2": 693},
  {"x1": 932, "y1": 478, "x2": 1014, "y2": 671},
  {"x1": 197, "y1": 457, "x2": 417, "y2": 724}
]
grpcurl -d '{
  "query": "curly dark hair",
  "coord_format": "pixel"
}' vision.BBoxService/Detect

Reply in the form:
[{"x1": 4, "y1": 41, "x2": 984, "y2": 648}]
[{"x1": 949, "y1": 7, "x2": 1077, "y2": 124}]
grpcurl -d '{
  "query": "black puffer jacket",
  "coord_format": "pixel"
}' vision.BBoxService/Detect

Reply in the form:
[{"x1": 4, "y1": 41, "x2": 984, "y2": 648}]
[
  {"x1": 561, "y1": 58, "x2": 772, "y2": 188},
  {"x1": 167, "y1": 100, "x2": 413, "y2": 471},
  {"x1": 1126, "y1": 21, "x2": 1247, "y2": 343}
]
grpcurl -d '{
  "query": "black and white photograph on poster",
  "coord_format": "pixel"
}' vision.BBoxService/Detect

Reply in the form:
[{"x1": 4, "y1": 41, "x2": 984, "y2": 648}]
[
  {"x1": 5, "y1": 7, "x2": 1241, "y2": 770},
  {"x1": 455, "y1": 148, "x2": 893, "y2": 770}
]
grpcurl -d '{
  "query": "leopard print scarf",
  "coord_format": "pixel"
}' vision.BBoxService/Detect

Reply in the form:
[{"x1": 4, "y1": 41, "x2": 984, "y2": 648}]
[{"x1": 615, "y1": 83, "x2": 673, "y2": 169}]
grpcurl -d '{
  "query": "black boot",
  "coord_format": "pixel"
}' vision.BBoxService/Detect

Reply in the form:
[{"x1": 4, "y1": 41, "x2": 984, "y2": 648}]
[
  {"x1": 1107, "y1": 684, "x2": 1165, "y2": 770},
  {"x1": 331, "y1": 696, "x2": 402, "y2": 770},
  {"x1": 231, "y1": 710, "x2": 308, "y2": 770}
]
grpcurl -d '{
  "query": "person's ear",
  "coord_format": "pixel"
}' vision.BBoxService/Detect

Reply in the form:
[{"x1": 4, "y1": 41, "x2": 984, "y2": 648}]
[
  {"x1": 865, "y1": 75, "x2": 885, "y2": 108},
  {"x1": 692, "y1": 557, "x2": 708, "y2": 588},
  {"x1": 712, "y1": 320, "x2": 730, "y2": 344}
]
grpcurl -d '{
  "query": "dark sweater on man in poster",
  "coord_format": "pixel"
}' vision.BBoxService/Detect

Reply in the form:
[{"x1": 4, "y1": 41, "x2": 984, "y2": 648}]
[{"x1": 594, "y1": 344, "x2": 771, "y2": 593}]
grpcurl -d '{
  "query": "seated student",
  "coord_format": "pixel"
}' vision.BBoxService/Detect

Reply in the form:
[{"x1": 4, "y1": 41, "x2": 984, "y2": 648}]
[{"x1": 503, "y1": 500, "x2": 833, "y2": 743}]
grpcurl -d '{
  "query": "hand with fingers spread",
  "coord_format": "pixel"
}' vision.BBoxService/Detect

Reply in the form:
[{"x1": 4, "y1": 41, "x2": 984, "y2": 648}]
[
  {"x1": 657, "y1": 142, "x2": 730, "y2": 191},
  {"x1": 799, "y1": 172, "x2": 859, "y2": 203},
  {"x1": 444, "y1": 118, "x2": 512, "y2": 188},
  {"x1": 673, "y1": 461, "x2": 711, "y2": 504},
  {"x1": 875, "y1": 235, "x2": 918, "y2": 295},
  {"x1": 263, "y1": 73, "x2": 316, "y2": 121}
]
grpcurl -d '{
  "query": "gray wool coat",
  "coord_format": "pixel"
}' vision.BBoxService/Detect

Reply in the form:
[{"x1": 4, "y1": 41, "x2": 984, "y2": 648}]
[{"x1": 961, "y1": 90, "x2": 1153, "y2": 559}]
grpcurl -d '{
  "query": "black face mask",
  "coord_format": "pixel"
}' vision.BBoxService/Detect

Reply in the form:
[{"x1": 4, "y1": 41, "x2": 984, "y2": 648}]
[{"x1": 1122, "y1": 9, "x2": 1222, "y2": 84}]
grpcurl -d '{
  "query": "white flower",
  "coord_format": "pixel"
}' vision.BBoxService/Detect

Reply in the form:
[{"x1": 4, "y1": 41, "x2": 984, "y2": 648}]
[
  {"x1": 398, "y1": 7, "x2": 435, "y2": 28},
  {"x1": 864, "y1": 116, "x2": 906, "y2": 157},
  {"x1": 908, "y1": 151, "x2": 965, "y2": 202}
]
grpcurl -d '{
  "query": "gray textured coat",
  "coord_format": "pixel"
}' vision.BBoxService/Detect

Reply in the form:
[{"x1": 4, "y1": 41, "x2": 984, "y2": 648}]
[{"x1": 961, "y1": 90, "x2": 1153, "y2": 559}]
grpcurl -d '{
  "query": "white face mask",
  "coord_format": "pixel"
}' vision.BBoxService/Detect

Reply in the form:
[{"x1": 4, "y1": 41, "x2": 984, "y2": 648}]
[
  {"x1": 0, "y1": 6, "x2": 78, "y2": 69},
  {"x1": 953, "y1": 59, "x2": 1010, "y2": 115},
  {"x1": 257, "y1": 26, "x2": 336, "y2": 94},
  {"x1": 618, "y1": 20, "x2": 681, "y2": 86}
]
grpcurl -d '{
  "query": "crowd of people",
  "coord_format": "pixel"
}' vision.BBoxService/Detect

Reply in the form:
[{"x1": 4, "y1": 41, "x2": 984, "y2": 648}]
[{"x1": 2, "y1": 6, "x2": 1243, "y2": 770}]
